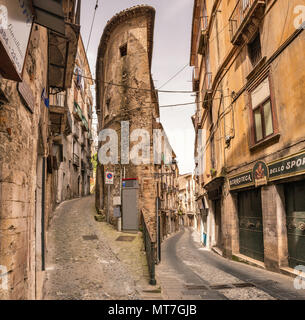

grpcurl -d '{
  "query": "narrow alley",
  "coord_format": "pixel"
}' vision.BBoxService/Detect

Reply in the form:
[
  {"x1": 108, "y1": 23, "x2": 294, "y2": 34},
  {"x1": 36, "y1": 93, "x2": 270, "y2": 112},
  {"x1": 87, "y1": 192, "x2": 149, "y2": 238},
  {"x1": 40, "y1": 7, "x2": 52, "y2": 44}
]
[
  {"x1": 44, "y1": 196, "x2": 161, "y2": 300},
  {"x1": 157, "y1": 228, "x2": 305, "y2": 300},
  {"x1": 42, "y1": 195, "x2": 305, "y2": 301},
  {"x1": 1, "y1": 0, "x2": 305, "y2": 304}
]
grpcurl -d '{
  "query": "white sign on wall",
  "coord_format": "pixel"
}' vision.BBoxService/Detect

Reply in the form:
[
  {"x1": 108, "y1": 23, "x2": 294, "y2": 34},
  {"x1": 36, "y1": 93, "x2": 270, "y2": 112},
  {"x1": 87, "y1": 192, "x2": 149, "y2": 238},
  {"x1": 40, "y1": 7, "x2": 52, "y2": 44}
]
[{"x1": 0, "y1": 0, "x2": 33, "y2": 79}]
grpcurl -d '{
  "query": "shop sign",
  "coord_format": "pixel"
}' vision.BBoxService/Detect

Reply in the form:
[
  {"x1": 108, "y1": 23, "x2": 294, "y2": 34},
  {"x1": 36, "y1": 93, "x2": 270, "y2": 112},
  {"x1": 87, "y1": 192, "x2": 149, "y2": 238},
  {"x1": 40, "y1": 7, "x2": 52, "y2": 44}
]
[
  {"x1": 229, "y1": 171, "x2": 253, "y2": 190},
  {"x1": 229, "y1": 150, "x2": 305, "y2": 190},
  {"x1": 0, "y1": 0, "x2": 33, "y2": 81},
  {"x1": 253, "y1": 161, "x2": 268, "y2": 187},
  {"x1": 269, "y1": 150, "x2": 305, "y2": 181}
]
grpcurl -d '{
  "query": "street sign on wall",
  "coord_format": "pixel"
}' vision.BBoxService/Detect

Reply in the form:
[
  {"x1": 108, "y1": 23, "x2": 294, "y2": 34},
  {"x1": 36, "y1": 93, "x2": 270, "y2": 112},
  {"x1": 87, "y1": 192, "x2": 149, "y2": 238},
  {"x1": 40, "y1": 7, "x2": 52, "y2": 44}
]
[
  {"x1": 0, "y1": 0, "x2": 33, "y2": 81},
  {"x1": 105, "y1": 172, "x2": 114, "y2": 185}
]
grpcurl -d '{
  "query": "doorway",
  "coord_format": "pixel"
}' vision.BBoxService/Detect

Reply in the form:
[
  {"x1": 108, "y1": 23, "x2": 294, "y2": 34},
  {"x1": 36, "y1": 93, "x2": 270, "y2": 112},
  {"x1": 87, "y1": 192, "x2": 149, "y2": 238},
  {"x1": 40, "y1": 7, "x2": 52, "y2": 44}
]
[
  {"x1": 214, "y1": 199, "x2": 222, "y2": 249},
  {"x1": 238, "y1": 188, "x2": 264, "y2": 262},
  {"x1": 284, "y1": 180, "x2": 305, "y2": 268},
  {"x1": 122, "y1": 184, "x2": 138, "y2": 231}
]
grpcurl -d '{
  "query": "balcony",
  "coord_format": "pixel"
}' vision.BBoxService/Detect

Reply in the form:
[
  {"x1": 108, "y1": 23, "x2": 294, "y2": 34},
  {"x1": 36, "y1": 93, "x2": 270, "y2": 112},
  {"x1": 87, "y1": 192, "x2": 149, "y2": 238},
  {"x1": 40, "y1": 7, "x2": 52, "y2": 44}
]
[
  {"x1": 73, "y1": 124, "x2": 79, "y2": 139},
  {"x1": 192, "y1": 67, "x2": 200, "y2": 92},
  {"x1": 73, "y1": 102, "x2": 83, "y2": 121},
  {"x1": 197, "y1": 16, "x2": 209, "y2": 55},
  {"x1": 81, "y1": 115, "x2": 89, "y2": 132},
  {"x1": 46, "y1": 0, "x2": 81, "y2": 89},
  {"x1": 229, "y1": 0, "x2": 266, "y2": 45},
  {"x1": 73, "y1": 153, "x2": 80, "y2": 167},
  {"x1": 49, "y1": 92, "x2": 71, "y2": 136},
  {"x1": 64, "y1": 108, "x2": 72, "y2": 136},
  {"x1": 202, "y1": 72, "x2": 213, "y2": 108},
  {"x1": 81, "y1": 160, "x2": 86, "y2": 172}
]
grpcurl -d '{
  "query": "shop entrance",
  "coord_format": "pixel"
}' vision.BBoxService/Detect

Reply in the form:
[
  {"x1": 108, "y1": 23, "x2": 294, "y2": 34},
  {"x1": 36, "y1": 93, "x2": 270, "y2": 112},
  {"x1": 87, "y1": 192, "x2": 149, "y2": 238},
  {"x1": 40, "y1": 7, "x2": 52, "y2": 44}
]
[
  {"x1": 238, "y1": 188, "x2": 264, "y2": 262},
  {"x1": 214, "y1": 199, "x2": 222, "y2": 248},
  {"x1": 284, "y1": 180, "x2": 305, "y2": 268}
]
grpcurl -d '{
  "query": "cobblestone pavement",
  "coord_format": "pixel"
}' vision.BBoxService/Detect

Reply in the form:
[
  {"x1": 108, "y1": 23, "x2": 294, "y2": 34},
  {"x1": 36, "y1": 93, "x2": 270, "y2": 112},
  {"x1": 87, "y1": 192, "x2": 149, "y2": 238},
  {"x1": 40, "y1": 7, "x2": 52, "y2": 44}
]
[
  {"x1": 43, "y1": 195, "x2": 160, "y2": 300},
  {"x1": 156, "y1": 228, "x2": 305, "y2": 300}
]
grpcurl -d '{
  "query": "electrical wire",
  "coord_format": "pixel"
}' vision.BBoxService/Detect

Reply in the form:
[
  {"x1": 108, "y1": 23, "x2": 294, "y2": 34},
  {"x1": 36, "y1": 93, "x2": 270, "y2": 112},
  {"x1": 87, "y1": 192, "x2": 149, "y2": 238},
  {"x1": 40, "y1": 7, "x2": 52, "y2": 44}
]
[
  {"x1": 159, "y1": 95, "x2": 231, "y2": 108},
  {"x1": 74, "y1": 73, "x2": 201, "y2": 94},
  {"x1": 158, "y1": 63, "x2": 189, "y2": 90},
  {"x1": 86, "y1": 0, "x2": 99, "y2": 54}
]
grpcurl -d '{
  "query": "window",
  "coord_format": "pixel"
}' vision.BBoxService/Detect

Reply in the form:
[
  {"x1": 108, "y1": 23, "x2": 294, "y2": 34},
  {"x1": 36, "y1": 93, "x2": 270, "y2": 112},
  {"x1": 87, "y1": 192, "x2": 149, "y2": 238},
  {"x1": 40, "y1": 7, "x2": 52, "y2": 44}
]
[
  {"x1": 105, "y1": 98, "x2": 110, "y2": 117},
  {"x1": 120, "y1": 43, "x2": 127, "y2": 57},
  {"x1": 248, "y1": 33, "x2": 262, "y2": 67},
  {"x1": 250, "y1": 77, "x2": 276, "y2": 144}
]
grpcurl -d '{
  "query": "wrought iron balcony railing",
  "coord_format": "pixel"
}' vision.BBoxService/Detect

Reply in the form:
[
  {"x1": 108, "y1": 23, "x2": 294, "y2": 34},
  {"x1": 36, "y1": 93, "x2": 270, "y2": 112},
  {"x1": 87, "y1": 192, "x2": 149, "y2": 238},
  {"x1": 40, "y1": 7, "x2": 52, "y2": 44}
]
[
  {"x1": 49, "y1": 92, "x2": 66, "y2": 108},
  {"x1": 73, "y1": 102, "x2": 83, "y2": 122},
  {"x1": 202, "y1": 72, "x2": 213, "y2": 108},
  {"x1": 192, "y1": 67, "x2": 200, "y2": 92},
  {"x1": 73, "y1": 153, "x2": 80, "y2": 167},
  {"x1": 229, "y1": 0, "x2": 266, "y2": 45},
  {"x1": 73, "y1": 124, "x2": 79, "y2": 139},
  {"x1": 197, "y1": 16, "x2": 209, "y2": 55}
]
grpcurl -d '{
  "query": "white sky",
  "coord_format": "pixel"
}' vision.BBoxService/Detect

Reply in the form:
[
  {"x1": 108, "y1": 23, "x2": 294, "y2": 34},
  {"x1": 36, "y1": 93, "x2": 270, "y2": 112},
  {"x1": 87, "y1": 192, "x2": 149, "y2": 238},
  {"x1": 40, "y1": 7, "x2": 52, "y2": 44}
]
[{"x1": 81, "y1": 0, "x2": 195, "y2": 174}]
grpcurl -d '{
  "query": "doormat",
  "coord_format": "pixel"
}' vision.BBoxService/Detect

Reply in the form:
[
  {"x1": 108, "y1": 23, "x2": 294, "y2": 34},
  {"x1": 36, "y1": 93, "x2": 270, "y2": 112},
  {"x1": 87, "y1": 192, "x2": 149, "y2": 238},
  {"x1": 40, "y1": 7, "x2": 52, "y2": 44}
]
[
  {"x1": 82, "y1": 235, "x2": 98, "y2": 241},
  {"x1": 116, "y1": 236, "x2": 135, "y2": 242}
]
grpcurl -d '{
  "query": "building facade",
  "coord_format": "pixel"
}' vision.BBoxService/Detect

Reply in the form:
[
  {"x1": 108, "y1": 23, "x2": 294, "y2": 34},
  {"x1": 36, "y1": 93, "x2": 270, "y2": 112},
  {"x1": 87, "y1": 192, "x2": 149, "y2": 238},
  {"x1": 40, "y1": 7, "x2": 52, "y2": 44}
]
[
  {"x1": 178, "y1": 174, "x2": 199, "y2": 230},
  {"x1": 49, "y1": 36, "x2": 94, "y2": 206},
  {"x1": 95, "y1": 5, "x2": 180, "y2": 248},
  {"x1": 191, "y1": 0, "x2": 305, "y2": 273},
  {"x1": 0, "y1": 0, "x2": 92, "y2": 299},
  {"x1": 95, "y1": 5, "x2": 160, "y2": 238},
  {"x1": 156, "y1": 126, "x2": 179, "y2": 241}
]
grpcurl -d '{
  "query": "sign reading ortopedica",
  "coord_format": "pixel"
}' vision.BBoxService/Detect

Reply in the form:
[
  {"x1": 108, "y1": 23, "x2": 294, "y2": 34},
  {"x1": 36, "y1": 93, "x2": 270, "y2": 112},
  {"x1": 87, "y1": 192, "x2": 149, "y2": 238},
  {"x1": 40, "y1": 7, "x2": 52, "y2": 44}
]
[
  {"x1": 229, "y1": 150, "x2": 305, "y2": 190},
  {"x1": 0, "y1": 0, "x2": 33, "y2": 81},
  {"x1": 228, "y1": 171, "x2": 253, "y2": 190}
]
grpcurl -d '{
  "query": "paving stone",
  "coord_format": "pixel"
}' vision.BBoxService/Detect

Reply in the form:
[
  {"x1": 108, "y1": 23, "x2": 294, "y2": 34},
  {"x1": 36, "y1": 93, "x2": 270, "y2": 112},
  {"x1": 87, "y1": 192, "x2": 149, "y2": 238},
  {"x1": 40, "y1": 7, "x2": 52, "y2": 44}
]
[{"x1": 43, "y1": 196, "x2": 156, "y2": 300}]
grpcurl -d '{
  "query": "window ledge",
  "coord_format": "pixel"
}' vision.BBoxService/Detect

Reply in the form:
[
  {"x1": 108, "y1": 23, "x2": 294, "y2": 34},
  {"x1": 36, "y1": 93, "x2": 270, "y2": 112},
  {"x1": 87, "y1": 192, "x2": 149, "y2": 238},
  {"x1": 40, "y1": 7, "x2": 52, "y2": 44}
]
[
  {"x1": 249, "y1": 133, "x2": 280, "y2": 152},
  {"x1": 246, "y1": 56, "x2": 267, "y2": 82}
]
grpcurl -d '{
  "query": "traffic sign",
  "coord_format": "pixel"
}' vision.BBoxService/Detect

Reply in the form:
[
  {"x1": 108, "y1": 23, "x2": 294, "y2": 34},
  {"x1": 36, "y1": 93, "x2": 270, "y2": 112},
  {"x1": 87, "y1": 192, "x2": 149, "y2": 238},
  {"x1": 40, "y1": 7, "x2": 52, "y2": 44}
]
[{"x1": 105, "y1": 171, "x2": 114, "y2": 185}]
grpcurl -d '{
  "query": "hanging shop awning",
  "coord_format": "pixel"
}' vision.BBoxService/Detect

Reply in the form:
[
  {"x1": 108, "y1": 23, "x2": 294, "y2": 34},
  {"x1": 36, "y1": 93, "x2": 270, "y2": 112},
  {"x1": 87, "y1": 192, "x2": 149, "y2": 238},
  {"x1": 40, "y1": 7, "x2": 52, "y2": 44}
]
[
  {"x1": 31, "y1": 0, "x2": 66, "y2": 36},
  {"x1": 48, "y1": 22, "x2": 80, "y2": 89}
]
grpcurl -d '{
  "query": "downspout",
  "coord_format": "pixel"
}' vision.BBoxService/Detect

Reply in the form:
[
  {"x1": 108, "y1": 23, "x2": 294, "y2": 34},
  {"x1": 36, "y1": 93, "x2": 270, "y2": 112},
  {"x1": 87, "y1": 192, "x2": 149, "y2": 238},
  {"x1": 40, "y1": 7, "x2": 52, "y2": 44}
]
[{"x1": 41, "y1": 156, "x2": 46, "y2": 271}]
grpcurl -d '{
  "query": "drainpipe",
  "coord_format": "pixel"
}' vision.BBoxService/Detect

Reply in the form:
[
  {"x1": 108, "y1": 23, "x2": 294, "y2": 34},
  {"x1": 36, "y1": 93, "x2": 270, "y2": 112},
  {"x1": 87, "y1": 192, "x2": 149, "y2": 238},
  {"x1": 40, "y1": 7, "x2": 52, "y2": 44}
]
[{"x1": 41, "y1": 156, "x2": 46, "y2": 271}]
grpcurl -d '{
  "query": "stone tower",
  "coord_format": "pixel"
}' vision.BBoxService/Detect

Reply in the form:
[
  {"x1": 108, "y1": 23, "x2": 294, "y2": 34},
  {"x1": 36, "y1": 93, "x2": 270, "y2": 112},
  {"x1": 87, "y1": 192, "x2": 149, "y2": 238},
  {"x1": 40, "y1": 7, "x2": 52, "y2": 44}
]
[{"x1": 95, "y1": 5, "x2": 160, "y2": 237}]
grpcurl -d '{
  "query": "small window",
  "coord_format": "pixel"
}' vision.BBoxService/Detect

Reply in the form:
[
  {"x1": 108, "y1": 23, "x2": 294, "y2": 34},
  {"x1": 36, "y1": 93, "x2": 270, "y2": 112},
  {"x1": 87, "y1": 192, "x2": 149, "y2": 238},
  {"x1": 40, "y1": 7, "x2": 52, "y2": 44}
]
[
  {"x1": 248, "y1": 33, "x2": 262, "y2": 67},
  {"x1": 120, "y1": 43, "x2": 127, "y2": 57},
  {"x1": 105, "y1": 98, "x2": 110, "y2": 117},
  {"x1": 250, "y1": 77, "x2": 276, "y2": 143}
]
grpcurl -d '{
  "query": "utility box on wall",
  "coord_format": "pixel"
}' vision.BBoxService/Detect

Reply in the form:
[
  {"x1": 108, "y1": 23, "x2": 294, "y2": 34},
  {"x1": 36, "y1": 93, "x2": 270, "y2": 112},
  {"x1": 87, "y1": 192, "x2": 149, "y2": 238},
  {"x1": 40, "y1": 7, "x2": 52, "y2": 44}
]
[{"x1": 122, "y1": 179, "x2": 139, "y2": 231}]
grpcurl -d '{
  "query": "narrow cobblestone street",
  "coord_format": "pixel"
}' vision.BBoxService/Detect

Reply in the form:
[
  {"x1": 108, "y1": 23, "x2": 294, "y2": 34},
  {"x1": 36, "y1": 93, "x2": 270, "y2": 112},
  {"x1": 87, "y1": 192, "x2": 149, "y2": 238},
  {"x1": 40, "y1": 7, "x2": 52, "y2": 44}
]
[
  {"x1": 156, "y1": 228, "x2": 305, "y2": 300},
  {"x1": 43, "y1": 196, "x2": 159, "y2": 300}
]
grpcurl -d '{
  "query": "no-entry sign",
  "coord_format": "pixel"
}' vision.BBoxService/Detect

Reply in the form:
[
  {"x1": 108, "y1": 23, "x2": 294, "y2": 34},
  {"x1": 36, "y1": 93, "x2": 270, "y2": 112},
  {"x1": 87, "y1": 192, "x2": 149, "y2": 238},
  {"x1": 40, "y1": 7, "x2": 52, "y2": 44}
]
[{"x1": 105, "y1": 172, "x2": 114, "y2": 185}]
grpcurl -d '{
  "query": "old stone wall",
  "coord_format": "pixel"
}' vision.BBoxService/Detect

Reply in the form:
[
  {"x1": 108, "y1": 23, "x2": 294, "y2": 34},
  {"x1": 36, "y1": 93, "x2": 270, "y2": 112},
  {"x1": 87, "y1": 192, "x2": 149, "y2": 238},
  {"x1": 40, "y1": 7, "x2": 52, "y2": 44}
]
[
  {"x1": 0, "y1": 25, "x2": 49, "y2": 299},
  {"x1": 96, "y1": 6, "x2": 158, "y2": 237}
]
